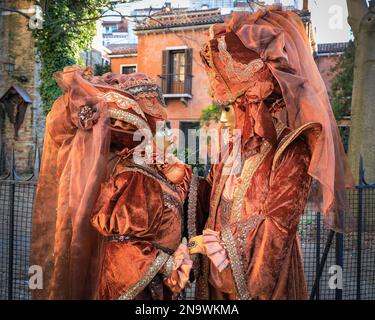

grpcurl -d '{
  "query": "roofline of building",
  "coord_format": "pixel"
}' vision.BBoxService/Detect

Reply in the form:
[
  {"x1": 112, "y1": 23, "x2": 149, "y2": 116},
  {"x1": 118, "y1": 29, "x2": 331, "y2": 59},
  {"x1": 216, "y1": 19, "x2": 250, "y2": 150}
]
[
  {"x1": 134, "y1": 18, "x2": 226, "y2": 34},
  {"x1": 315, "y1": 51, "x2": 345, "y2": 57},
  {"x1": 108, "y1": 53, "x2": 138, "y2": 58},
  {"x1": 133, "y1": 7, "x2": 220, "y2": 16}
]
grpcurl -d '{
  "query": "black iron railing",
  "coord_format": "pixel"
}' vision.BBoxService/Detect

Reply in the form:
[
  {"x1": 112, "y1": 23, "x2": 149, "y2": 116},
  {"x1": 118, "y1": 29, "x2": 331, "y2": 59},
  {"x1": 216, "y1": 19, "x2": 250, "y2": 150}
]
[
  {"x1": 0, "y1": 149, "x2": 374, "y2": 300},
  {"x1": 160, "y1": 73, "x2": 193, "y2": 95}
]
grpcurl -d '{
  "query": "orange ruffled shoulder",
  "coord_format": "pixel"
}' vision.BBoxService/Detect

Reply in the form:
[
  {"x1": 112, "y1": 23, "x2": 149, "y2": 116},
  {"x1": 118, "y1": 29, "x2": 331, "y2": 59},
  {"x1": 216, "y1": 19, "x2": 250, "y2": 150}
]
[{"x1": 91, "y1": 169, "x2": 164, "y2": 237}]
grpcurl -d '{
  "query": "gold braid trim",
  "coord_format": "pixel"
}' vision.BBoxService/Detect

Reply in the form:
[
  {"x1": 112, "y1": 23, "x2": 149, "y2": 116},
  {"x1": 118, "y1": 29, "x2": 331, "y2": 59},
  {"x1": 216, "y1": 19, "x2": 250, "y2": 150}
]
[
  {"x1": 186, "y1": 174, "x2": 200, "y2": 293},
  {"x1": 187, "y1": 174, "x2": 199, "y2": 240},
  {"x1": 217, "y1": 35, "x2": 265, "y2": 83},
  {"x1": 102, "y1": 91, "x2": 145, "y2": 118},
  {"x1": 107, "y1": 108, "x2": 151, "y2": 138},
  {"x1": 272, "y1": 122, "x2": 321, "y2": 171},
  {"x1": 195, "y1": 255, "x2": 210, "y2": 300},
  {"x1": 221, "y1": 225, "x2": 251, "y2": 300},
  {"x1": 118, "y1": 251, "x2": 170, "y2": 300}
]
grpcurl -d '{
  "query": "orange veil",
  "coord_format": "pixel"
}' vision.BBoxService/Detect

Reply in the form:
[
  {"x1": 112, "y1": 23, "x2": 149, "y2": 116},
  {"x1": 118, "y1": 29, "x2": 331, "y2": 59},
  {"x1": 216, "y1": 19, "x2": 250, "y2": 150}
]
[
  {"x1": 224, "y1": 7, "x2": 355, "y2": 232},
  {"x1": 31, "y1": 66, "x2": 110, "y2": 299}
]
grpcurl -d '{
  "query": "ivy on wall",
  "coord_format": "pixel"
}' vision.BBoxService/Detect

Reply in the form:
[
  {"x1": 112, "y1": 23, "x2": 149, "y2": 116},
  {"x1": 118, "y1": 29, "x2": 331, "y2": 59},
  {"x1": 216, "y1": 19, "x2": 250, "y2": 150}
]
[
  {"x1": 329, "y1": 40, "x2": 355, "y2": 121},
  {"x1": 33, "y1": 0, "x2": 109, "y2": 114},
  {"x1": 200, "y1": 104, "x2": 221, "y2": 125},
  {"x1": 329, "y1": 40, "x2": 355, "y2": 151}
]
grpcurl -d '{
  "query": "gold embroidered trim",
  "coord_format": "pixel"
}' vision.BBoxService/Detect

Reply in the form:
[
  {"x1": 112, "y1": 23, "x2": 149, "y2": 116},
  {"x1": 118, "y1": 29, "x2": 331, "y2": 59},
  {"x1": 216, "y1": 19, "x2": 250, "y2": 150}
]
[
  {"x1": 209, "y1": 24, "x2": 215, "y2": 40},
  {"x1": 118, "y1": 251, "x2": 169, "y2": 300},
  {"x1": 272, "y1": 122, "x2": 321, "y2": 171},
  {"x1": 217, "y1": 35, "x2": 264, "y2": 83},
  {"x1": 230, "y1": 141, "x2": 272, "y2": 224},
  {"x1": 206, "y1": 38, "x2": 235, "y2": 104},
  {"x1": 102, "y1": 91, "x2": 145, "y2": 118},
  {"x1": 237, "y1": 214, "x2": 265, "y2": 258},
  {"x1": 108, "y1": 108, "x2": 151, "y2": 137},
  {"x1": 221, "y1": 225, "x2": 251, "y2": 300},
  {"x1": 187, "y1": 174, "x2": 199, "y2": 240},
  {"x1": 230, "y1": 122, "x2": 286, "y2": 223},
  {"x1": 186, "y1": 174, "x2": 200, "y2": 288},
  {"x1": 160, "y1": 255, "x2": 174, "y2": 278},
  {"x1": 163, "y1": 192, "x2": 181, "y2": 211},
  {"x1": 195, "y1": 255, "x2": 210, "y2": 300}
]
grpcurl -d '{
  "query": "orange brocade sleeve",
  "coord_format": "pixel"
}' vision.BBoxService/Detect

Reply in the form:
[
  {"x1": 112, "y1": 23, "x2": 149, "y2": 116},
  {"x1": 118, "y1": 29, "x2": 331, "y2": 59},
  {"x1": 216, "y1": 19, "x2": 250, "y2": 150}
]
[
  {"x1": 91, "y1": 170, "x2": 169, "y2": 300},
  {"x1": 246, "y1": 138, "x2": 311, "y2": 300},
  {"x1": 91, "y1": 170, "x2": 164, "y2": 237}
]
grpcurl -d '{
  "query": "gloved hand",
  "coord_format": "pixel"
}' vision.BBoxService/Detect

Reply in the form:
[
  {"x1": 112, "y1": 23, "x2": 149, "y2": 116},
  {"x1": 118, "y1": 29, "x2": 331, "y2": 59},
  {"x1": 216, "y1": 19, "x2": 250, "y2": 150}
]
[
  {"x1": 188, "y1": 235, "x2": 206, "y2": 255},
  {"x1": 188, "y1": 229, "x2": 229, "y2": 272},
  {"x1": 163, "y1": 238, "x2": 193, "y2": 293}
]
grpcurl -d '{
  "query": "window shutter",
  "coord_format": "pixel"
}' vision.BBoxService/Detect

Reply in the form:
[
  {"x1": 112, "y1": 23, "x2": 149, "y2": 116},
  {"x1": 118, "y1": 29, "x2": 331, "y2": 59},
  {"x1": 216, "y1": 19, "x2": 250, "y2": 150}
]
[
  {"x1": 184, "y1": 48, "x2": 193, "y2": 95},
  {"x1": 161, "y1": 50, "x2": 170, "y2": 93}
]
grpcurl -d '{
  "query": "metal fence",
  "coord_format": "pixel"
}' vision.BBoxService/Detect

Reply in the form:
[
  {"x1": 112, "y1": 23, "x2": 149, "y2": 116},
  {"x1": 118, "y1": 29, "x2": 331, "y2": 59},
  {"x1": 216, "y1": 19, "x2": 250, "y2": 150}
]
[{"x1": 0, "y1": 155, "x2": 374, "y2": 300}]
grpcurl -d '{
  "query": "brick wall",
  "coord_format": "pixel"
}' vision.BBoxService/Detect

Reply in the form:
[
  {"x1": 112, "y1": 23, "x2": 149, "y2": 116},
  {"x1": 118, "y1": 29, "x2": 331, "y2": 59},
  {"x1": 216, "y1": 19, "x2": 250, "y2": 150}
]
[{"x1": 0, "y1": 0, "x2": 43, "y2": 174}]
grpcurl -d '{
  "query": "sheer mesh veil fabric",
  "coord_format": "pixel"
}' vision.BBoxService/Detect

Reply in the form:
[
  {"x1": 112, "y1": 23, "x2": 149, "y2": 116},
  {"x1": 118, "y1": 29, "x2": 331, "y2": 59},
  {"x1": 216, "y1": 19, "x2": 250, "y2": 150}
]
[
  {"x1": 203, "y1": 7, "x2": 355, "y2": 232},
  {"x1": 32, "y1": 67, "x2": 111, "y2": 299},
  {"x1": 31, "y1": 66, "x2": 164, "y2": 299}
]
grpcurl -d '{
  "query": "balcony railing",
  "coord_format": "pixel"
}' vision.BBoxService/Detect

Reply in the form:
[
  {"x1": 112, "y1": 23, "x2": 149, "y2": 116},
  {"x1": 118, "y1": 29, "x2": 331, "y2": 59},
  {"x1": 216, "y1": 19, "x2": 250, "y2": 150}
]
[{"x1": 160, "y1": 73, "x2": 192, "y2": 97}]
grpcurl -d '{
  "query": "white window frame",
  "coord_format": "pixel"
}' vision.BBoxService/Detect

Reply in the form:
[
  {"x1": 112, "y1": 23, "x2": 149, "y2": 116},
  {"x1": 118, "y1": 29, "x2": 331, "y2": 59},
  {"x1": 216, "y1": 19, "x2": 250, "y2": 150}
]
[{"x1": 120, "y1": 64, "x2": 137, "y2": 74}]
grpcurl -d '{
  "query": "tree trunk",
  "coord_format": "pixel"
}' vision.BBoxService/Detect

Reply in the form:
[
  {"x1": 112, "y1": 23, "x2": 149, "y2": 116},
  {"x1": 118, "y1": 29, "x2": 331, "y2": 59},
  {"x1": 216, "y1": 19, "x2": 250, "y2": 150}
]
[{"x1": 347, "y1": 0, "x2": 375, "y2": 183}]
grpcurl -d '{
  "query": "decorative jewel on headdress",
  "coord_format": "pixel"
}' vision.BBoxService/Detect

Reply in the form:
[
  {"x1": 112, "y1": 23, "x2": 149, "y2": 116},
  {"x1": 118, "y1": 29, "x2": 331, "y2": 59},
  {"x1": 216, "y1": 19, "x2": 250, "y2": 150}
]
[
  {"x1": 217, "y1": 35, "x2": 265, "y2": 83},
  {"x1": 78, "y1": 105, "x2": 99, "y2": 130}
]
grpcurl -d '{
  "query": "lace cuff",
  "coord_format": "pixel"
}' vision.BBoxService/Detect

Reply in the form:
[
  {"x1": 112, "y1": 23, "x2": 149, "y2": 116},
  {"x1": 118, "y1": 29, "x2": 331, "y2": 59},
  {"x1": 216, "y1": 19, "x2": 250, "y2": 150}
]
[{"x1": 203, "y1": 229, "x2": 230, "y2": 272}]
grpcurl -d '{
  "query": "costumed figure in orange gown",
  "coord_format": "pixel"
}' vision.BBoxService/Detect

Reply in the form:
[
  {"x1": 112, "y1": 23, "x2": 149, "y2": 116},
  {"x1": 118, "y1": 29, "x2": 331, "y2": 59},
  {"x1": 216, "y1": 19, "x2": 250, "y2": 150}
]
[
  {"x1": 31, "y1": 66, "x2": 192, "y2": 300},
  {"x1": 186, "y1": 6, "x2": 354, "y2": 300}
]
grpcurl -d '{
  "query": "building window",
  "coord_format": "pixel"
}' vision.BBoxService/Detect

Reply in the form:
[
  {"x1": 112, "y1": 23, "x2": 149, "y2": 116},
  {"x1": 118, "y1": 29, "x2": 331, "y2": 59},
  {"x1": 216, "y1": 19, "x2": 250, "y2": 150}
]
[
  {"x1": 121, "y1": 64, "x2": 137, "y2": 74},
  {"x1": 161, "y1": 48, "x2": 193, "y2": 96},
  {"x1": 179, "y1": 121, "x2": 200, "y2": 163}
]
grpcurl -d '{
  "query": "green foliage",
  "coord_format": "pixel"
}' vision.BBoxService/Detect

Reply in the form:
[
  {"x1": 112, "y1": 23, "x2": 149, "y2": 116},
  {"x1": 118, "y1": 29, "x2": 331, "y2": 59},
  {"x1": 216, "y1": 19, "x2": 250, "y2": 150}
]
[
  {"x1": 94, "y1": 63, "x2": 111, "y2": 76},
  {"x1": 329, "y1": 40, "x2": 355, "y2": 121},
  {"x1": 200, "y1": 104, "x2": 221, "y2": 124},
  {"x1": 329, "y1": 40, "x2": 355, "y2": 152},
  {"x1": 33, "y1": 0, "x2": 110, "y2": 114},
  {"x1": 178, "y1": 147, "x2": 207, "y2": 177}
]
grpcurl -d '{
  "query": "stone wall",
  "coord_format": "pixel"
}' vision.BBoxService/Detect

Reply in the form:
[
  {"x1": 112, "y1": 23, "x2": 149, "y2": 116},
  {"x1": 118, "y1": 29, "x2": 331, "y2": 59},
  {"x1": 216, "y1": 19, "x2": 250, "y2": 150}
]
[{"x1": 0, "y1": 0, "x2": 44, "y2": 174}]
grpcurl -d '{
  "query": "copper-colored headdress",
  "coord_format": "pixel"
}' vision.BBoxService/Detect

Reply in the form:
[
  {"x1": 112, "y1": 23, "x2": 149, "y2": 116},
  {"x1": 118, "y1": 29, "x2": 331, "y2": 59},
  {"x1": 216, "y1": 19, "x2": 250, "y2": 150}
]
[
  {"x1": 201, "y1": 23, "x2": 285, "y2": 153},
  {"x1": 201, "y1": 7, "x2": 355, "y2": 232},
  {"x1": 89, "y1": 71, "x2": 167, "y2": 121},
  {"x1": 201, "y1": 25, "x2": 268, "y2": 106}
]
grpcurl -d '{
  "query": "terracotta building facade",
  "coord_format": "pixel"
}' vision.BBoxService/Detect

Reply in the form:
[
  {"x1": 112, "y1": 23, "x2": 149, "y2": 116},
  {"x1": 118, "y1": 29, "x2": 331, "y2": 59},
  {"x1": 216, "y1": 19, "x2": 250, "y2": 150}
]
[{"x1": 109, "y1": 8, "x2": 225, "y2": 151}]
